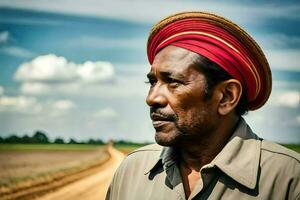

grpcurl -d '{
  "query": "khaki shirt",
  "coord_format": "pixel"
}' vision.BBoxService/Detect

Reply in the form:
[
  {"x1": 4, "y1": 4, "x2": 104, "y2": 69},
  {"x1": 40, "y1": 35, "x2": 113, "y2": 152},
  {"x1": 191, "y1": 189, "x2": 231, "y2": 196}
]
[{"x1": 106, "y1": 119, "x2": 300, "y2": 200}]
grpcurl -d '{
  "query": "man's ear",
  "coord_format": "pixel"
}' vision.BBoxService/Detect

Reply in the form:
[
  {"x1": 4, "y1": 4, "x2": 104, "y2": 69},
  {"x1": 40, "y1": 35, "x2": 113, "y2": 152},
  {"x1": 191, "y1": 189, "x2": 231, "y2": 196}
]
[{"x1": 216, "y1": 79, "x2": 242, "y2": 116}]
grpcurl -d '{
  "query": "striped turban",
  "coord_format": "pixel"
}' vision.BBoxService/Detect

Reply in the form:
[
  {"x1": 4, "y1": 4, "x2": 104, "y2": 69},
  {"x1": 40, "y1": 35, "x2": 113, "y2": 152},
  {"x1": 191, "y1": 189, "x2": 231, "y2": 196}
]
[{"x1": 147, "y1": 12, "x2": 272, "y2": 110}]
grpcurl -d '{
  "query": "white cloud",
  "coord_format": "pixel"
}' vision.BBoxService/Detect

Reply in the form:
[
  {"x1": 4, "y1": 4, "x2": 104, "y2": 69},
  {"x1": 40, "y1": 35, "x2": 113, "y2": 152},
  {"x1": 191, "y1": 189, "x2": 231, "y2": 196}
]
[
  {"x1": 297, "y1": 116, "x2": 300, "y2": 124},
  {"x1": 77, "y1": 61, "x2": 114, "y2": 83},
  {"x1": 93, "y1": 107, "x2": 118, "y2": 119},
  {"x1": 0, "y1": 31, "x2": 10, "y2": 44},
  {"x1": 20, "y1": 82, "x2": 94, "y2": 96},
  {"x1": 265, "y1": 50, "x2": 300, "y2": 71},
  {"x1": 45, "y1": 99, "x2": 76, "y2": 117},
  {"x1": 0, "y1": 31, "x2": 34, "y2": 58},
  {"x1": 15, "y1": 55, "x2": 149, "y2": 98},
  {"x1": 268, "y1": 91, "x2": 300, "y2": 108},
  {"x1": 0, "y1": 95, "x2": 42, "y2": 114},
  {"x1": 273, "y1": 81, "x2": 300, "y2": 90},
  {"x1": 0, "y1": 95, "x2": 76, "y2": 116},
  {"x1": 20, "y1": 79, "x2": 148, "y2": 98},
  {"x1": 0, "y1": 86, "x2": 4, "y2": 96},
  {"x1": 14, "y1": 54, "x2": 115, "y2": 83},
  {"x1": 257, "y1": 34, "x2": 300, "y2": 50},
  {"x1": 14, "y1": 54, "x2": 78, "y2": 82},
  {"x1": 52, "y1": 100, "x2": 75, "y2": 110},
  {"x1": 20, "y1": 82, "x2": 52, "y2": 95},
  {"x1": 0, "y1": 46, "x2": 36, "y2": 58}
]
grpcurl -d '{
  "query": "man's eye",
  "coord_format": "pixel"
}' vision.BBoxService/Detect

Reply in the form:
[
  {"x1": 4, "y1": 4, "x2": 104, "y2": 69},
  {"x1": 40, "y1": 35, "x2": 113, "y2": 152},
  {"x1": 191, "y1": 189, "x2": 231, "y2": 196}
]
[
  {"x1": 145, "y1": 79, "x2": 156, "y2": 86},
  {"x1": 167, "y1": 78, "x2": 181, "y2": 88},
  {"x1": 169, "y1": 82, "x2": 180, "y2": 88}
]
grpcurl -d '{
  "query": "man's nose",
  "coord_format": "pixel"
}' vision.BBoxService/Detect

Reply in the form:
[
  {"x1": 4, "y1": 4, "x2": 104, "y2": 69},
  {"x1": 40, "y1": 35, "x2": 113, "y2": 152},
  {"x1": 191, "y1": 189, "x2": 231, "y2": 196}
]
[{"x1": 146, "y1": 84, "x2": 168, "y2": 107}]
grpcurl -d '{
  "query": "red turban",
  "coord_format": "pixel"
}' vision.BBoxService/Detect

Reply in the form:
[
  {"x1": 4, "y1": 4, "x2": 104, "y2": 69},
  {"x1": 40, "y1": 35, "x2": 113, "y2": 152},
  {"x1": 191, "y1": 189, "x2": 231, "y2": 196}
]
[{"x1": 147, "y1": 12, "x2": 272, "y2": 110}]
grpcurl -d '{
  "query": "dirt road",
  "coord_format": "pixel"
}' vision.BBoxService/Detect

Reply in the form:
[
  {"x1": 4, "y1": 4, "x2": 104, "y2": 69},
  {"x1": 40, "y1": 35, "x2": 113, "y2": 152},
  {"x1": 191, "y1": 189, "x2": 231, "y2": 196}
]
[{"x1": 37, "y1": 146, "x2": 124, "y2": 200}]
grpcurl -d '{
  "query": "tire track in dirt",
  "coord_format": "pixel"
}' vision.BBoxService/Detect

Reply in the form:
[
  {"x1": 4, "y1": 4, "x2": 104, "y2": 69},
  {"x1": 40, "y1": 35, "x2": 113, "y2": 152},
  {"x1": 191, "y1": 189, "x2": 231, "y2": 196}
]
[{"x1": 36, "y1": 146, "x2": 124, "y2": 200}]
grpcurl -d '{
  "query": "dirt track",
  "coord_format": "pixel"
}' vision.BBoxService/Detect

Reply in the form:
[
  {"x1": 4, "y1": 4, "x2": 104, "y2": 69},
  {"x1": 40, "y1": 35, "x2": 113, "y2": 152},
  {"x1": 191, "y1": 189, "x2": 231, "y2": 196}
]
[{"x1": 36, "y1": 146, "x2": 124, "y2": 200}]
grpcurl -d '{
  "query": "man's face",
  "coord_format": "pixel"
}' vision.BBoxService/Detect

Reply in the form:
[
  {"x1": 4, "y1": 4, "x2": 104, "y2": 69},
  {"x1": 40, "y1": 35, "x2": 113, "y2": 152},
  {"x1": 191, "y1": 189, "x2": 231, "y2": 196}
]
[{"x1": 146, "y1": 45, "x2": 219, "y2": 146}]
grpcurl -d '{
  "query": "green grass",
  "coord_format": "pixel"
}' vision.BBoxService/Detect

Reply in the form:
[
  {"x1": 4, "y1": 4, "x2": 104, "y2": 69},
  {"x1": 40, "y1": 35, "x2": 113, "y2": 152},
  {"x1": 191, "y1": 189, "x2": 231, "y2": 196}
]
[
  {"x1": 0, "y1": 144, "x2": 105, "y2": 151},
  {"x1": 283, "y1": 144, "x2": 300, "y2": 154}
]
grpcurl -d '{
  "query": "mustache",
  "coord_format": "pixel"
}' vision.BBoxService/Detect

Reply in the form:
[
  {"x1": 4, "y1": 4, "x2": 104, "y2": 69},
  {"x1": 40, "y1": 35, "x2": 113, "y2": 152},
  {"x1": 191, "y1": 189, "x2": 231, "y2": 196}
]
[{"x1": 150, "y1": 107, "x2": 177, "y2": 121}]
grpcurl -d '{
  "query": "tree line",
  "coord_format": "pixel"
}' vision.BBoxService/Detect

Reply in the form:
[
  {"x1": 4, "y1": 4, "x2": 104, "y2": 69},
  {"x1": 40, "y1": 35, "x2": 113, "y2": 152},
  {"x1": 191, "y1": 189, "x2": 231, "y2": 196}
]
[
  {"x1": 0, "y1": 131, "x2": 104, "y2": 144},
  {"x1": 0, "y1": 131, "x2": 151, "y2": 146}
]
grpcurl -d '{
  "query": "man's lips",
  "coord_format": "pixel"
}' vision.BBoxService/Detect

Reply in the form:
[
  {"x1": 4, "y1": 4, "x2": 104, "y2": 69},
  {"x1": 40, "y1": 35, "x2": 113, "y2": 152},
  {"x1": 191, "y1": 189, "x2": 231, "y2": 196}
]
[
  {"x1": 152, "y1": 120, "x2": 171, "y2": 128},
  {"x1": 150, "y1": 113, "x2": 173, "y2": 121},
  {"x1": 151, "y1": 113, "x2": 174, "y2": 128}
]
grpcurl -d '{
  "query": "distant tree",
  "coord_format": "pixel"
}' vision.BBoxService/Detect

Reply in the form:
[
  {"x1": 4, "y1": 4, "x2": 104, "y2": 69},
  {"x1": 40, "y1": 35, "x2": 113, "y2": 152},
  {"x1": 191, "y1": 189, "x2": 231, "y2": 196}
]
[
  {"x1": 113, "y1": 140, "x2": 150, "y2": 146},
  {"x1": 77, "y1": 140, "x2": 85, "y2": 144},
  {"x1": 0, "y1": 136, "x2": 3, "y2": 143},
  {"x1": 117, "y1": 140, "x2": 126, "y2": 145},
  {"x1": 21, "y1": 134, "x2": 32, "y2": 144},
  {"x1": 4, "y1": 135, "x2": 22, "y2": 143},
  {"x1": 54, "y1": 138, "x2": 65, "y2": 144},
  {"x1": 88, "y1": 139, "x2": 96, "y2": 144},
  {"x1": 96, "y1": 139, "x2": 104, "y2": 145},
  {"x1": 69, "y1": 138, "x2": 78, "y2": 144},
  {"x1": 32, "y1": 131, "x2": 49, "y2": 144},
  {"x1": 87, "y1": 139, "x2": 104, "y2": 145}
]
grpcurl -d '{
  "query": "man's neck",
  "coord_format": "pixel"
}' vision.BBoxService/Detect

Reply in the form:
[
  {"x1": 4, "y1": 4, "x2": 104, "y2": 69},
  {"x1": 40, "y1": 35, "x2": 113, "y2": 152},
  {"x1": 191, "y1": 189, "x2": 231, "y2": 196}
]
[
  {"x1": 179, "y1": 116, "x2": 240, "y2": 171},
  {"x1": 177, "y1": 116, "x2": 240, "y2": 199}
]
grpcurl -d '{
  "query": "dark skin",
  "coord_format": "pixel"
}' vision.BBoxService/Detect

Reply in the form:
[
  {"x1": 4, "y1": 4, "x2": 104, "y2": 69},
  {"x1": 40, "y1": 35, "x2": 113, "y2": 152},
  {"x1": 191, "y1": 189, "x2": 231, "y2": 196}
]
[{"x1": 146, "y1": 45, "x2": 242, "y2": 198}]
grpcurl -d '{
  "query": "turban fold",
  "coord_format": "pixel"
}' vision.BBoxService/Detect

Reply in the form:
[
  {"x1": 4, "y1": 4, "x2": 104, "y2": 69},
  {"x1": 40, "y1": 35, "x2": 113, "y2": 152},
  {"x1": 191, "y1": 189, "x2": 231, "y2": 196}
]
[{"x1": 147, "y1": 12, "x2": 272, "y2": 110}]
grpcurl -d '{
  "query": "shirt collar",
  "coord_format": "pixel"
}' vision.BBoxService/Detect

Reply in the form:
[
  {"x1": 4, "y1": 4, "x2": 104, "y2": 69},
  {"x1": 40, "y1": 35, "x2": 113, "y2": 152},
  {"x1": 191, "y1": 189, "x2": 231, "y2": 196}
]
[
  {"x1": 144, "y1": 145, "x2": 178, "y2": 175},
  {"x1": 211, "y1": 118, "x2": 261, "y2": 189},
  {"x1": 144, "y1": 118, "x2": 261, "y2": 190}
]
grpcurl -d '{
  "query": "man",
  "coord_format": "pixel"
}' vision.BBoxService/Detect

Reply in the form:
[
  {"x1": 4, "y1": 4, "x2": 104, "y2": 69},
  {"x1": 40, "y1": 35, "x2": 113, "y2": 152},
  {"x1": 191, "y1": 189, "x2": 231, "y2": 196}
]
[{"x1": 106, "y1": 12, "x2": 300, "y2": 200}]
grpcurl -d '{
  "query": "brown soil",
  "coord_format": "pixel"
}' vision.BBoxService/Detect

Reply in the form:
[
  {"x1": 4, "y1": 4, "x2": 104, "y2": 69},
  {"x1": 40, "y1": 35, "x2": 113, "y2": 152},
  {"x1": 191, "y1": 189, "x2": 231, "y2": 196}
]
[
  {"x1": 0, "y1": 148, "x2": 108, "y2": 187},
  {"x1": 0, "y1": 146, "x2": 121, "y2": 200},
  {"x1": 35, "y1": 146, "x2": 124, "y2": 200}
]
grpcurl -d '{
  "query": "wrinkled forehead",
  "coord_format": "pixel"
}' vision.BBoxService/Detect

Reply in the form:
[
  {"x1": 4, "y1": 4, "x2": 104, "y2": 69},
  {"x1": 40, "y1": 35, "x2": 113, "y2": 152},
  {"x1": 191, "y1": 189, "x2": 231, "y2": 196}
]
[{"x1": 150, "y1": 45, "x2": 200, "y2": 75}]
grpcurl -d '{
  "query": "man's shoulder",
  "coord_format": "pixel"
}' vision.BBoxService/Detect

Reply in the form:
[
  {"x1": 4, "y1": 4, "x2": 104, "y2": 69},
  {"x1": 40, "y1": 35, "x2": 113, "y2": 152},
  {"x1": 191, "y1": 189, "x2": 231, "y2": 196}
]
[
  {"x1": 116, "y1": 143, "x2": 163, "y2": 175},
  {"x1": 128, "y1": 143, "x2": 163, "y2": 156},
  {"x1": 261, "y1": 140, "x2": 300, "y2": 163},
  {"x1": 124, "y1": 143, "x2": 163, "y2": 163},
  {"x1": 260, "y1": 140, "x2": 300, "y2": 176},
  {"x1": 259, "y1": 140, "x2": 300, "y2": 199}
]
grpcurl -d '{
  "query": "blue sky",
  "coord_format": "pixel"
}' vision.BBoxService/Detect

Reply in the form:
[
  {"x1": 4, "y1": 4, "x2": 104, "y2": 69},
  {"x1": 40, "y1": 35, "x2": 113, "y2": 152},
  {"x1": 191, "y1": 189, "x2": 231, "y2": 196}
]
[{"x1": 0, "y1": 0, "x2": 299, "y2": 143}]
